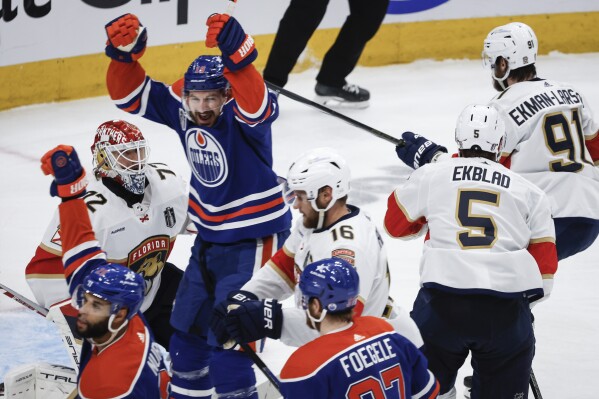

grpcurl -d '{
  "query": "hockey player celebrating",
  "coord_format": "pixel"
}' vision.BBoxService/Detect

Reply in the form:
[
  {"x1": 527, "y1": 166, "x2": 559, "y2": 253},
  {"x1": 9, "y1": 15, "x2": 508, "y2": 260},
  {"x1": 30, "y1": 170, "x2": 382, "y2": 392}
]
[
  {"x1": 386, "y1": 104, "x2": 558, "y2": 399},
  {"x1": 40, "y1": 145, "x2": 168, "y2": 398},
  {"x1": 211, "y1": 148, "x2": 422, "y2": 351},
  {"x1": 26, "y1": 120, "x2": 189, "y2": 348},
  {"x1": 103, "y1": 13, "x2": 291, "y2": 399},
  {"x1": 279, "y1": 258, "x2": 439, "y2": 399}
]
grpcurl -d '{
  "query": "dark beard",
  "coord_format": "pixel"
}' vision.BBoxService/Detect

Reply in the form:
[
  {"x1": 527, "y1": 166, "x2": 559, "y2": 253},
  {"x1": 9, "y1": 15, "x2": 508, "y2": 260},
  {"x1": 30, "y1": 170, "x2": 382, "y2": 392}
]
[
  {"x1": 77, "y1": 317, "x2": 110, "y2": 339},
  {"x1": 302, "y1": 213, "x2": 319, "y2": 229}
]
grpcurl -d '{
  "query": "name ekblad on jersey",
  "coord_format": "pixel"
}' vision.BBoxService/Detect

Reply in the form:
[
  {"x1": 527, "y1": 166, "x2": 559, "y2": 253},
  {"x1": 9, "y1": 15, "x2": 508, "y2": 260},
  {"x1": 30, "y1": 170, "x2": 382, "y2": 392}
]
[{"x1": 186, "y1": 128, "x2": 228, "y2": 187}]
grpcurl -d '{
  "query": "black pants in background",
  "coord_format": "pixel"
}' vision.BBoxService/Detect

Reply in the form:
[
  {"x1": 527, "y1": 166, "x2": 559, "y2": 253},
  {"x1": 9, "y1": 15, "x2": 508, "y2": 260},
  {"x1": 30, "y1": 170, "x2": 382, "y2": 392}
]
[{"x1": 263, "y1": 0, "x2": 390, "y2": 88}]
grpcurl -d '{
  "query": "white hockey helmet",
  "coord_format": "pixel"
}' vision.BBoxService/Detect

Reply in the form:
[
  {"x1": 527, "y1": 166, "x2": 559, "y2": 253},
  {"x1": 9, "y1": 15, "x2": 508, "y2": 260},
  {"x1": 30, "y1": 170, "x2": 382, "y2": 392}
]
[
  {"x1": 482, "y1": 22, "x2": 538, "y2": 81},
  {"x1": 286, "y1": 147, "x2": 351, "y2": 214},
  {"x1": 455, "y1": 104, "x2": 506, "y2": 160}
]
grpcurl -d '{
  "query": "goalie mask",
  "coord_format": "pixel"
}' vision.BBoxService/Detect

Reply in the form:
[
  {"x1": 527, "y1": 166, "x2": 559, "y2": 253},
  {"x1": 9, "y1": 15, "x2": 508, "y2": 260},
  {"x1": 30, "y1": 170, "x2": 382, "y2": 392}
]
[
  {"x1": 285, "y1": 147, "x2": 351, "y2": 228},
  {"x1": 91, "y1": 120, "x2": 150, "y2": 195},
  {"x1": 482, "y1": 22, "x2": 538, "y2": 88},
  {"x1": 299, "y1": 258, "x2": 359, "y2": 324},
  {"x1": 455, "y1": 104, "x2": 506, "y2": 161}
]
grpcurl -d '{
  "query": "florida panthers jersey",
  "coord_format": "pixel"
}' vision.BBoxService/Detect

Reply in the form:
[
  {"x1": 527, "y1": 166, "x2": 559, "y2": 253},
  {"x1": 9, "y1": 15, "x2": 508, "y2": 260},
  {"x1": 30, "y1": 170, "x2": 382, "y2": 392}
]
[
  {"x1": 243, "y1": 206, "x2": 392, "y2": 346},
  {"x1": 59, "y1": 199, "x2": 167, "y2": 399},
  {"x1": 491, "y1": 78, "x2": 599, "y2": 219},
  {"x1": 26, "y1": 164, "x2": 189, "y2": 311},
  {"x1": 385, "y1": 157, "x2": 558, "y2": 299},
  {"x1": 279, "y1": 316, "x2": 439, "y2": 399},
  {"x1": 107, "y1": 61, "x2": 291, "y2": 244}
]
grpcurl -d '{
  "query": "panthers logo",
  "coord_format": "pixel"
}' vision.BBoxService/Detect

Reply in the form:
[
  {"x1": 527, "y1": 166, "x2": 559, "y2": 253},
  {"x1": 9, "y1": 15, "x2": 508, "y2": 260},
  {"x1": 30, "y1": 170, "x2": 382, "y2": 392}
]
[{"x1": 128, "y1": 235, "x2": 170, "y2": 295}]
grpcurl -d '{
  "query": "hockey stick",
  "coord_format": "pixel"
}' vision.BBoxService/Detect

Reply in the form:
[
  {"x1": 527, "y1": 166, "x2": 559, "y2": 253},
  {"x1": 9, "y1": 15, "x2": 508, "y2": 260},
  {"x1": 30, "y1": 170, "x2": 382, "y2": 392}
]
[
  {"x1": 240, "y1": 342, "x2": 281, "y2": 394},
  {"x1": 224, "y1": 0, "x2": 238, "y2": 15},
  {"x1": 0, "y1": 282, "x2": 81, "y2": 369},
  {"x1": 266, "y1": 82, "x2": 405, "y2": 147},
  {"x1": 529, "y1": 369, "x2": 543, "y2": 399},
  {"x1": 0, "y1": 282, "x2": 48, "y2": 316}
]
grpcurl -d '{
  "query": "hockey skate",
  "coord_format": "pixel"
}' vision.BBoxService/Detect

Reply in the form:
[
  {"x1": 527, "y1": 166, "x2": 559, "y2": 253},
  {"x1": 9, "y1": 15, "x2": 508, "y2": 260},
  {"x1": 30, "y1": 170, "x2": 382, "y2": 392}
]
[{"x1": 315, "y1": 82, "x2": 370, "y2": 109}]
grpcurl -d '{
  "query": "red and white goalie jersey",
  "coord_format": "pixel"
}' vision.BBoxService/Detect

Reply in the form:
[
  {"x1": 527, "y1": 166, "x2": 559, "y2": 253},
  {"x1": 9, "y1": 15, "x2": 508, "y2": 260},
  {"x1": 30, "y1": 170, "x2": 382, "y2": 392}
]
[
  {"x1": 491, "y1": 78, "x2": 599, "y2": 219},
  {"x1": 385, "y1": 157, "x2": 558, "y2": 300},
  {"x1": 26, "y1": 163, "x2": 190, "y2": 311},
  {"x1": 243, "y1": 206, "x2": 394, "y2": 346}
]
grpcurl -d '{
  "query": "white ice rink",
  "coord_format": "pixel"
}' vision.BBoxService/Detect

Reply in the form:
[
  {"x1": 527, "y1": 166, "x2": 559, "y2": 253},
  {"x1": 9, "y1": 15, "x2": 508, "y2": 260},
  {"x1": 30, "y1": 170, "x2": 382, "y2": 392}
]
[{"x1": 1, "y1": 52, "x2": 599, "y2": 398}]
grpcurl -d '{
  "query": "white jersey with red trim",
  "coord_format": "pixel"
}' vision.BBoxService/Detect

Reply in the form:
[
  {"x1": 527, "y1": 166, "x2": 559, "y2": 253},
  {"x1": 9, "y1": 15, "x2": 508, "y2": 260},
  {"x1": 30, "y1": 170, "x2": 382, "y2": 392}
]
[
  {"x1": 385, "y1": 157, "x2": 557, "y2": 299},
  {"x1": 243, "y1": 205, "x2": 392, "y2": 346},
  {"x1": 26, "y1": 163, "x2": 189, "y2": 311},
  {"x1": 491, "y1": 78, "x2": 599, "y2": 219}
]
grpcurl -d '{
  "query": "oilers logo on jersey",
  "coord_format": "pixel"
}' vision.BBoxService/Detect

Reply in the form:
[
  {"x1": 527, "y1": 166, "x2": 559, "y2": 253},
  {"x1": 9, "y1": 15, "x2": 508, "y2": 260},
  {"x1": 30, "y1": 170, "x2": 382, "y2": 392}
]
[{"x1": 186, "y1": 128, "x2": 228, "y2": 187}]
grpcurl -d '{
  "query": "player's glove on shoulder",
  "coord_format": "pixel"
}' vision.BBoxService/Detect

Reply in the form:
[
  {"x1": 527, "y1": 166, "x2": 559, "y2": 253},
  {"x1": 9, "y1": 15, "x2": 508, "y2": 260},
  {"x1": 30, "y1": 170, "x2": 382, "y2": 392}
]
[
  {"x1": 105, "y1": 13, "x2": 147, "y2": 63},
  {"x1": 223, "y1": 290, "x2": 282, "y2": 344},
  {"x1": 40, "y1": 145, "x2": 87, "y2": 200},
  {"x1": 206, "y1": 14, "x2": 257, "y2": 72},
  {"x1": 396, "y1": 131, "x2": 447, "y2": 169}
]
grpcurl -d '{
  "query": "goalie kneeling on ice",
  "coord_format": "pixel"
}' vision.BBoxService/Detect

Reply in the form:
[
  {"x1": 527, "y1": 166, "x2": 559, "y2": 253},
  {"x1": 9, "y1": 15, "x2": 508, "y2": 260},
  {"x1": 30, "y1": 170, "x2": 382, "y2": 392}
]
[{"x1": 4, "y1": 362, "x2": 76, "y2": 399}]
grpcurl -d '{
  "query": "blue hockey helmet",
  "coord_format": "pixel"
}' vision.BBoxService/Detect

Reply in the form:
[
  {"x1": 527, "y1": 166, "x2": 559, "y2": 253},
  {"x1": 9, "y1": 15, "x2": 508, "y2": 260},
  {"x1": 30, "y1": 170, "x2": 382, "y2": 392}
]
[
  {"x1": 299, "y1": 258, "x2": 359, "y2": 313},
  {"x1": 184, "y1": 55, "x2": 228, "y2": 92},
  {"x1": 75, "y1": 264, "x2": 144, "y2": 320}
]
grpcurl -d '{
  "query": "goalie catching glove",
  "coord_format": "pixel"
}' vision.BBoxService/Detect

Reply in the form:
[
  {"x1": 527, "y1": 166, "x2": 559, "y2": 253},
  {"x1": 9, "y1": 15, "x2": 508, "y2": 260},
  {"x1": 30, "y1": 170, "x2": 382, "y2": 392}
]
[
  {"x1": 395, "y1": 131, "x2": 447, "y2": 169},
  {"x1": 212, "y1": 290, "x2": 282, "y2": 346},
  {"x1": 205, "y1": 14, "x2": 257, "y2": 72},
  {"x1": 40, "y1": 145, "x2": 87, "y2": 199},
  {"x1": 105, "y1": 13, "x2": 147, "y2": 63}
]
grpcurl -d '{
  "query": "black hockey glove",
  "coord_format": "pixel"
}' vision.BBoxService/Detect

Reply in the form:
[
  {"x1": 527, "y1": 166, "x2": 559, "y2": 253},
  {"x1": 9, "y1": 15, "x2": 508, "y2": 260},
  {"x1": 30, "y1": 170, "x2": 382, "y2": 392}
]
[
  {"x1": 223, "y1": 290, "x2": 283, "y2": 344},
  {"x1": 396, "y1": 131, "x2": 447, "y2": 169}
]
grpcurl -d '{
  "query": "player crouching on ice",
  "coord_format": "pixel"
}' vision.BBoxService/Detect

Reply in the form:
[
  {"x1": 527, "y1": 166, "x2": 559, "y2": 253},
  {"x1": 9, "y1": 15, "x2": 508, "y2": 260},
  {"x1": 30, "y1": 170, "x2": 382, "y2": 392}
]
[{"x1": 38, "y1": 145, "x2": 169, "y2": 398}]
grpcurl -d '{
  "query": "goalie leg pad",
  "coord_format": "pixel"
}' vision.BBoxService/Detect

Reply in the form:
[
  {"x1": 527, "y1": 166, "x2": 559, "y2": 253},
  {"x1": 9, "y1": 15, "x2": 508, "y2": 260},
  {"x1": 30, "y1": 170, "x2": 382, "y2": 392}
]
[{"x1": 4, "y1": 363, "x2": 77, "y2": 399}]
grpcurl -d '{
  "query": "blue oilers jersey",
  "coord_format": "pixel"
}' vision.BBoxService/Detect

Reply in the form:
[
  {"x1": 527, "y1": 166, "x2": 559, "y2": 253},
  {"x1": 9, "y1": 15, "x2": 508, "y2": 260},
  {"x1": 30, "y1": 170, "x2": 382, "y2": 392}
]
[
  {"x1": 279, "y1": 317, "x2": 439, "y2": 399},
  {"x1": 107, "y1": 61, "x2": 291, "y2": 243}
]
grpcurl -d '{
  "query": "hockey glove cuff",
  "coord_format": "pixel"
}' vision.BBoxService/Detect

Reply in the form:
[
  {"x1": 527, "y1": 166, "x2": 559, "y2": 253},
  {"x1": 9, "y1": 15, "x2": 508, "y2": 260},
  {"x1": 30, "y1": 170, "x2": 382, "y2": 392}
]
[
  {"x1": 41, "y1": 145, "x2": 88, "y2": 199},
  {"x1": 105, "y1": 13, "x2": 147, "y2": 63},
  {"x1": 396, "y1": 131, "x2": 447, "y2": 169},
  {"x1": 224, "y1": 291, "x2": 282, "y2": 344}
]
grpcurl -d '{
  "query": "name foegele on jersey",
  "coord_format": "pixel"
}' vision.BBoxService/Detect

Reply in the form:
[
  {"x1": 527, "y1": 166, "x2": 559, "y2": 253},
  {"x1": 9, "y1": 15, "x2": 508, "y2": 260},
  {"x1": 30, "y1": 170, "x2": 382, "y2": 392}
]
[
  {"x1": 339, "y1": 337, "x2": 398, "y2": 378},
  {"x1": 452, "y1": 165, "x2": 511, "y2": 188},
  {"x1": 508, "y1": 85, "x2": 582, "y2": 126}
]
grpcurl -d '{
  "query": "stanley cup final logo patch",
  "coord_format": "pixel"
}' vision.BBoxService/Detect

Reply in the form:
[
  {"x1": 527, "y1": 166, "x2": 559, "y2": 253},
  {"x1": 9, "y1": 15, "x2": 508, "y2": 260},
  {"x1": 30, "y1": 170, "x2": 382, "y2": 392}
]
[{"x1": 164, "y1": 207, "x2": 176, "y2": 228}]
